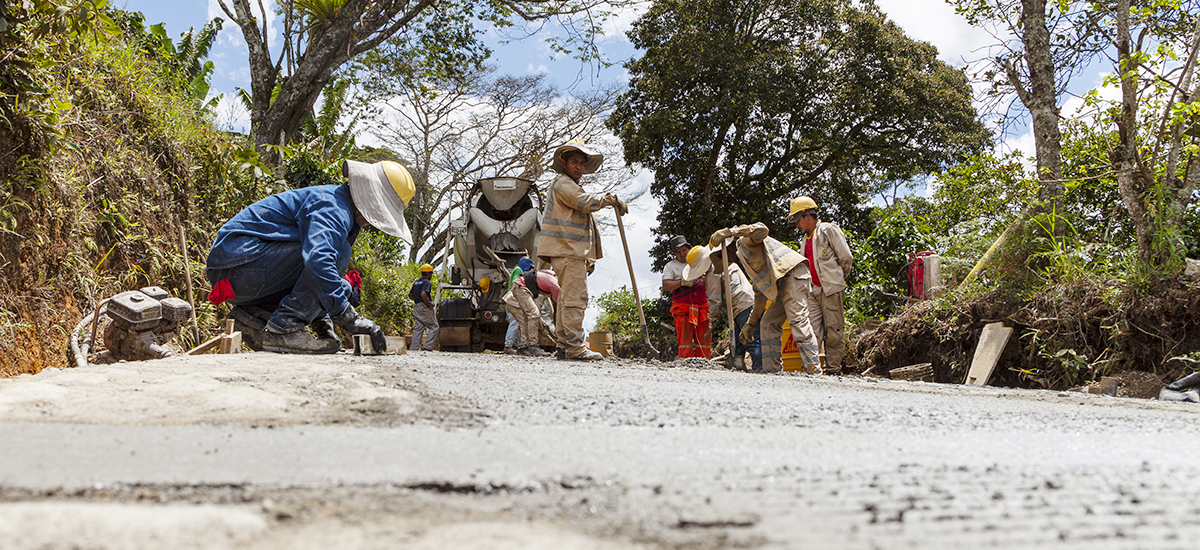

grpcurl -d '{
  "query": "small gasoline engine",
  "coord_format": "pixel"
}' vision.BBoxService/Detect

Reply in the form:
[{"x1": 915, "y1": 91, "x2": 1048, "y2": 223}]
[{"x1": 98, "y1": 286, "x2": 193, "y2": 362}]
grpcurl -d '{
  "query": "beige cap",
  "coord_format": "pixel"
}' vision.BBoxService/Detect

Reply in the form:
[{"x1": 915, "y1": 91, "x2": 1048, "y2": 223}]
[{"x1": 551, "y1": 139, "x2": 604, "y2": 174}]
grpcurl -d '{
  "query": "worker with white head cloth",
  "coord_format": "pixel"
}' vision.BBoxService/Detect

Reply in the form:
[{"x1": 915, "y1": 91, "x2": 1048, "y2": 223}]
[{"x1": 206, "y1": 160, "x2": 414, "y2": 354}]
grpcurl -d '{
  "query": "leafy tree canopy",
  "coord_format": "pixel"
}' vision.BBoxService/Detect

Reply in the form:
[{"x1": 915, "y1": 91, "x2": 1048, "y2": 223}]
[{"x1": 607, "y1": 0, "x2": 990, "y2": 269}]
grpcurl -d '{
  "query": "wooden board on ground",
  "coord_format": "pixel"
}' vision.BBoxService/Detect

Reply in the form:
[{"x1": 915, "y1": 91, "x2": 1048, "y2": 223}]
[{"x1": 965, "y1": 322, "x2": 1013, "y2": 386}]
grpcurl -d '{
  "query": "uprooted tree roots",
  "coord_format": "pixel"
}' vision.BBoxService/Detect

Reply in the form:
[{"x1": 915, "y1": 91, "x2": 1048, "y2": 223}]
[{"x1": 852, "y1": 278, "x2": 1200, "y2": 397}]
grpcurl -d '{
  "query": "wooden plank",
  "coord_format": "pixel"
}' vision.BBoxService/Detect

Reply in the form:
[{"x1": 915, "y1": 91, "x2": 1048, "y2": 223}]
[
  {"x1": 219, "y1": 331, "x2": 241, "y2": 354},
  {"x1": 965, "y1": 322, "x2": 1012, "y2": 386},
  {"x1": 187, "y1": 334, "x2": 223, "y2": 355}
]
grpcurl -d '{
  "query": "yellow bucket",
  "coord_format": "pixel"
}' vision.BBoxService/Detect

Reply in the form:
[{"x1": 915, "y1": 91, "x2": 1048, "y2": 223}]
[{"x1": 588, "y1": 331, "x2": 613, "y2": 356}]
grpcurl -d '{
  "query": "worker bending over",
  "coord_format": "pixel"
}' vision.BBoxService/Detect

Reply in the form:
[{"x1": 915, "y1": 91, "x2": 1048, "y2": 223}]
[
  {"x1": 684, "y1": 243, "x2": 761, "y2": 371},
  {"x1": 504, "y1": 257, "x2": 560, "y2": 356},
  {"x1": 538, "y1": 140, "x2": 627, "y2": 361},
  {"x1": 709, "y1": 218, "x2": 821, "y2": 373},
  {"x1": 207, "y1": 160, "x2": 413, "y2": 354}
]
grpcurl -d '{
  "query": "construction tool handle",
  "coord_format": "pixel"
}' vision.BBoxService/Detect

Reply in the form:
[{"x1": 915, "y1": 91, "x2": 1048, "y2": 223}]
[
  {"x1": 720, "y1": 243, "x2": 736, "y2": 368},
  {"x1": 614, "y1": 209, "x2": 648, "y2": 329},
  {"x1": 179, "y1": 226, "x2": 200, "y2": 345}
]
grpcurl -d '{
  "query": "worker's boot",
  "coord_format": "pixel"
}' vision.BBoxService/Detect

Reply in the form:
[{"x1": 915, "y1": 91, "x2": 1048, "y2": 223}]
[
  {"x1": 520, "y1": 346, "x2": 550, "y2": 357},
  {"x1": 566, "y1": 348, "x2": 603, "y2": 361},
  {"x1": 228, "y1": 306, "x2": 268, "y2": 351},
  {"x1": 262, "y1": 329, "x2": 340, "y2": 354},
  {"x1": 309, "y1": 317, "x2": 341, "y2": 348}
]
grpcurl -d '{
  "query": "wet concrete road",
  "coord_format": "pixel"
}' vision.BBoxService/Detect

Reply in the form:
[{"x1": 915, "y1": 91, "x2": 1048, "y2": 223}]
[{"x1": 4, "y1": 352, "x2": 1200, "y2": 548}]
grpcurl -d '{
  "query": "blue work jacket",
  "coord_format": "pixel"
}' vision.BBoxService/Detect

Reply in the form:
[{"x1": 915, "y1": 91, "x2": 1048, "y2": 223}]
[{"x1": 208, "y1": 184, "x2": 361, "y2": 316}]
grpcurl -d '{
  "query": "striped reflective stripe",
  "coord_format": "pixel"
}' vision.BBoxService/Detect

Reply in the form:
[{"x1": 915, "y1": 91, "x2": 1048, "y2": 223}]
[
  {"x1": 575, "y1": 195, "x2": 600, "y2": 212},
  {"x1": 540, "y1": 229, "x2": 592, "y2": 242}
]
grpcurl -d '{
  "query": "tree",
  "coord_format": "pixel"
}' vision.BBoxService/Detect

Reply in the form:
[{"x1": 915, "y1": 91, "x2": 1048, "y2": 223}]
[
  {"x1": 1106, "y1": 0, "x2": 1200, "y2": 273},
  {"x1": 357, "y1": 64, "x2": 637, "y2": 264},
  {"x1": 607, "y1": 0, "x2": 989, "y2": 268},
  {"x1": 215, "y1": 0, "x2": 639, "y2": 163}
]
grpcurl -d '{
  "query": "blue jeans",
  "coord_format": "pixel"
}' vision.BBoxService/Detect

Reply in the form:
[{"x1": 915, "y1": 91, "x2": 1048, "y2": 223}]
[
  {"x1": 206, "y1": 240, "x2": 349, "y2": 334},
  {"x1": 733, "y1": 307, "x2": 763, "y2": 371},
  {"x1": 505, "y1": 311, "x2": 519, "y2": 348}
]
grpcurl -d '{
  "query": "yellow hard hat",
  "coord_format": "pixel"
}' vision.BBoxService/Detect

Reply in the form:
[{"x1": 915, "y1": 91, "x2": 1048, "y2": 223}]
[
  {"x1": 479, "y1": 277, "x2": 490, "y2": 292},
  {"x1": 419, "y1": 263, "x2": 434, "y2": 273},
  {"x1": 686, "y1": 245, "x2": 705, "y2": 265},
  {"x1": 789, "y1": 196, "x2": 818, "y2": 221}
]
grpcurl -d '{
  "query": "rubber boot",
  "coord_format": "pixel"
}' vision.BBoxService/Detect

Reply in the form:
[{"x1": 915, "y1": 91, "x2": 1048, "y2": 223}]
[
  {"x1": 262, "y1": 329, "x2": 340, "y2": 354},
  {"x1": 309, "y1": 317, "x2": 341, "y2": 348}
]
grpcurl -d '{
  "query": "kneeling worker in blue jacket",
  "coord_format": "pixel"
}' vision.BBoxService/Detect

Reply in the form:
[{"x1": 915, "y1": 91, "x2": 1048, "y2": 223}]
[{"x1": 206, "y1": 160, "x2": 415, "y2": 354}]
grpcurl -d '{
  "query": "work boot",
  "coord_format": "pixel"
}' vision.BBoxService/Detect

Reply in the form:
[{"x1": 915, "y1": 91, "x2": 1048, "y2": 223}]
[
  {"x1": 556, "y1": 349, "x2": 567, "y2": 360},
  {"x1": 520, "y1": 346, "x2": 550, "y2": 357},
  {"x1": 262, "y1": 329, "x2": 340, "y2": 354},
  {"x1": 310, "y1": 317, "x2": 341, "y2": 347},
  {"x1": 228, "y1": 306, "x2": 267, "y2": 351},
  {"x1": 504, "y1": 346, "x2": 519, "y2": 355},
  {"x1": 566, "y1": 349, "x2": 603, "y2": 361}
]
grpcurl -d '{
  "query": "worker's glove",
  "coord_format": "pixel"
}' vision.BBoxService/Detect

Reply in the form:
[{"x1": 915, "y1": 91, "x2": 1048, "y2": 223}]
[
  {"x1": 613, "y1": 196, "x2": 629, "y2": 216},
  {"x1": 602, "y1": 193, "x2": 628, "y2": 215},
  {"x1": 587, "y1": 259, "x2": 596, "y2": 275},
  {"x1": 331, "y1": 304, "x2": 387, "y2": 353},
  {"x1": 739, "y1": 319, "x2": 757, "y2": 346},
  {"x1": 709, "y1": 228, "x2": 732, "y2": 248},
  {"x1": 680, "y1": 277, "x2": 694, "y2": 287}
]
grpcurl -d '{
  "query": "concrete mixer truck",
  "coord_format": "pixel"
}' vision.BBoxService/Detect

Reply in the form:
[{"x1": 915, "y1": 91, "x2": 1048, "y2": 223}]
[{"x1": 436, "y1": 176, "x2": 551, "y2": 352}]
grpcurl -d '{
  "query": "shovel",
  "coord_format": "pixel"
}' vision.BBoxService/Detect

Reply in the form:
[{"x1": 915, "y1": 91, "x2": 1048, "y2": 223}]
[
  {"x1": 719, "y1": 241, "x2": 739, "y2": 370},
  {"x1": 614, "y1": 209, "x2": 660, "y2": 360}
]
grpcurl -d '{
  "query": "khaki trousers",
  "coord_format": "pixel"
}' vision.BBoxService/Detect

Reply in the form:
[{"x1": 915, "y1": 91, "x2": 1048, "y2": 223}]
[
  {"x1": 550, "y1": 257, "x2": 589, "y2": 356},
  {"x1": 807, "y1": 287, "x2": 846, "y2": 371},
  {"x1": 505, "y1": 284, "x2": 542, "y2": 349},
  {"x1": 409, "y1": 302, "x2": 439, "y2": 351},
  {"x1": 758, "y1": 266, "x2": 821, "y2": 373}
]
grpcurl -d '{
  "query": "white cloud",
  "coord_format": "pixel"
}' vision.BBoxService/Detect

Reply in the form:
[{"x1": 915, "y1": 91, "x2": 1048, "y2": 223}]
[
  {"x1": 527, "y1": 63, "x2": 550, "y2": 74},
  {"x1": 875, "y1": 0, "x2": 1007, "y2": 66},
  {"x1": 211, "y1": 92, "x2": 250, "y2": 134},
  {"x1": 208, "y1": 0, "x2": 279, "y2": 58}
]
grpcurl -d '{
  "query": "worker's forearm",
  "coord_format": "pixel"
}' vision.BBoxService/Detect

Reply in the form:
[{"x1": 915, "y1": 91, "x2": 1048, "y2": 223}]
[{"x1": 662, "y1": 279, "x2": 682, "y2": 292}]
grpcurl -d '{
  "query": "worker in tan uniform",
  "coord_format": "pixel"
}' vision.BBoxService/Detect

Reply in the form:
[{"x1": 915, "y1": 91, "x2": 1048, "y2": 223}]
[
  {"x1": 790, "y1": 196, "x2": 854, "y2": 373},
  {"x1": 537, "y1": 140, "x2": 627, "y2": 361},
  {"x1": 709, "y1": 219, "x2": 821, "y2": 374}
]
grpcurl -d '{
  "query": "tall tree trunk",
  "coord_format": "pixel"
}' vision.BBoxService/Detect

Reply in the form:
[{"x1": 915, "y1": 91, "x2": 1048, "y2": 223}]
[
  {"x1": 1111, "y1": 0, "x2": 1157, "y2": 268},
  {"x1": 1013, "y1": 0, "x2": 1064, "y2": 210}
]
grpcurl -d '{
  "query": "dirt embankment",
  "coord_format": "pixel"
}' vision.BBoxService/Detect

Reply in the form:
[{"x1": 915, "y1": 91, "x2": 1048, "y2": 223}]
[{"x1": 853, "y1": 278, "x2": 1200, "y2": 396}]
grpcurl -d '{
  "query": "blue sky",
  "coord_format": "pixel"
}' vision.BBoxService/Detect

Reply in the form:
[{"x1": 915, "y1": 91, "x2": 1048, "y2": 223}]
[{"x1": 115, "y1": 0, "x2": 1088, "y2": 332}]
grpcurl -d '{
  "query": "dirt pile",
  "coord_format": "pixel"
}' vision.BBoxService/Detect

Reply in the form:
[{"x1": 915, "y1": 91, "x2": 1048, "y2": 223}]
[{"x1": 853, "y1": 278, "x2": 1200, "y2": 393}]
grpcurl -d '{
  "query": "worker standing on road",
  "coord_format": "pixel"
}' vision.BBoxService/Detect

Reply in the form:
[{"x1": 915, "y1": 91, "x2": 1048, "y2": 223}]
[
  {"x1": 206, "y1": 160, "x2": 411, "y2": 354},
  {"x1": 791, "y1": 196, "x2": 854, "y2": 374},
  {"x1": 663, "y1": 236, "x2": 710, "y2": 359},
  {"x1": 504, "y1": 257, "x2": 561, "y2": 357},
  {"x1": 408, "y1": 264, "x2": 439, "y2": 351},
  {"x1": 709, "y1": 218, "x2": 821, "y2": 374},
  {"x1": 537, "y1": 139, "x2": 627, "y2": 361},
  {"x1": 684, "y1": 244, "x2": 760, "y2": 371}
]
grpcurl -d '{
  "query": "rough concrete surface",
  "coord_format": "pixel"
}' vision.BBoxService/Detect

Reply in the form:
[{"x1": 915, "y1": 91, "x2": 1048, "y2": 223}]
[{"x1": 3, "y1": 350, "x2": 1200, "y2": 549}]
